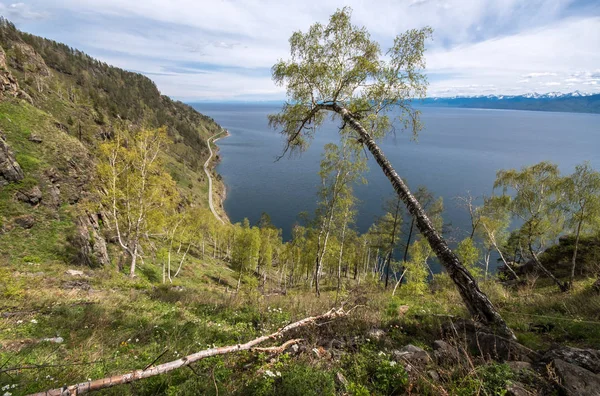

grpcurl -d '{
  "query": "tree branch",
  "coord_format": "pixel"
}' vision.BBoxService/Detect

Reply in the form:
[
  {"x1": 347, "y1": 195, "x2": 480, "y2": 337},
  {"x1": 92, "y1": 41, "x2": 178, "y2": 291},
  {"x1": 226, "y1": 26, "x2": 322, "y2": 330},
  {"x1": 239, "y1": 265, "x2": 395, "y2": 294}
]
[{"x1": 31, "y1": 308, "x2": 348, "y2": 395}]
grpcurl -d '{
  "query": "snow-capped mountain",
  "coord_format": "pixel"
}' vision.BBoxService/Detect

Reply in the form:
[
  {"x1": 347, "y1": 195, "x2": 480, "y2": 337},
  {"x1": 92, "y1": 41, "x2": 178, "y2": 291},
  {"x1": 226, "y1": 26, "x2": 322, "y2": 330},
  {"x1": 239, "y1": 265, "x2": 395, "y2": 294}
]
[
  {"x1": 432, "y1": 91, "x2": 595, "y2": 100},
  {"x1": 420, "y1": 91, "x2": 600, "y2": 114}
]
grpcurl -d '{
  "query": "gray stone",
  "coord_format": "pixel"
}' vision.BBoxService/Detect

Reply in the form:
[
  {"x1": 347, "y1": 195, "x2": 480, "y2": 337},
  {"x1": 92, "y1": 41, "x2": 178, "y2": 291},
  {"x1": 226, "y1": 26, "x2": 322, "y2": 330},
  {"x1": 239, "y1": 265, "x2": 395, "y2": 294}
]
[
  {"x1": 505, "y1": 381, "x2": 530, "y2": 396},
  {"x1": 542, "y1": 346, "x2": 600, "y2": 374},
  {"x1": 14, "y1": 214, "x2": 35, "y2": 229},
  {"x1": 0, "y1": 133, "x2": 24, "y2": 186},
  {"x1": 552, "y1": 358, "x2": 600, "y2": 396},
  {"x1": 28, "y1": 134, "x2": 42, "y2": 143},
  {"x1": 392, "y1": 344, "x2": 431, "y2": 366},
  {"x1": 16, "y1": 185, "x2": 42, "y2": 205},
  {"x1": 70, "y1": 213, "x2": 109, "y2": 267},
  {"x1": 508, "y1": 361, "x2": 533, "y2": 372},
  {"x1": 428, "y1": 370, "x2": 440, "y2": 382},
  {"x1": 433, "y1": 340, "x2": 461, "y2": 366},
  {"x1": 65, "y1": 269, "x2": 84, "y2": 276},
  {"x1": 367, "y1": 328, "x2": 386, "y2": 340}
]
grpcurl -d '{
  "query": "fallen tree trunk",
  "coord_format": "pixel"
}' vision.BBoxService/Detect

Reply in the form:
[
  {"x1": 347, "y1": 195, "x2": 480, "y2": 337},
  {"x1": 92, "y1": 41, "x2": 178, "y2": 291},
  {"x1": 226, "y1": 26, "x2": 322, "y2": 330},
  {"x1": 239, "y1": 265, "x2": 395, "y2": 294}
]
[{"x1": 30, "y1": 307, "x2": 347, "y2": 396}]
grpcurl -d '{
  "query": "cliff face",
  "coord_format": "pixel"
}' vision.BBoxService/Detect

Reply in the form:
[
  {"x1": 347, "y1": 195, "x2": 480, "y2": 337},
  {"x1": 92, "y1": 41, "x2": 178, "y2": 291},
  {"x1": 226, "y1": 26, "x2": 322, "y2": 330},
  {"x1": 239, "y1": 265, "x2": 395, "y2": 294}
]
[{"x1": 0, "y1": 18, "x2": 223, "y2": 268}]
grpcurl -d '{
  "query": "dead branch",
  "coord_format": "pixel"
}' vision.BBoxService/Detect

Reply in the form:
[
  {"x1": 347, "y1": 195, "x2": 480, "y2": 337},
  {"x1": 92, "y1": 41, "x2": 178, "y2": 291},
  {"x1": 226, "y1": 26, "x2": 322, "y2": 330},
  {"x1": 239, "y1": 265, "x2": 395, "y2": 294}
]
[{"x1": 30, "y1": 307, "x2": 348, "y2": 396}]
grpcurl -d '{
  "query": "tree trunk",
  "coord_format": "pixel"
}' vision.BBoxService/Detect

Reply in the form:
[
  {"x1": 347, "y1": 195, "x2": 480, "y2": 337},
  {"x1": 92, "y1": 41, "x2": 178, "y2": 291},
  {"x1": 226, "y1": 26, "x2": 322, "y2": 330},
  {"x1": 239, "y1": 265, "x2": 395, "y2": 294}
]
[
  {"x1": 403, "y1": 219, "x2": 415, "y2": 262},
  {"x1": 129, "y1": 243, "x2": 138, "y2": 278},
  {"x1": 528, "y1": 243, "x2": 568, "y2": 292},
  {"x1": 569, "y1": 222, "x2": 582, "y2": 290},
  {"x1": 384, "y1": 199, "x2": 402, "y2": 289},
  {"x1": 323, "y1": 103, "x2": 514, "y2": 338}
]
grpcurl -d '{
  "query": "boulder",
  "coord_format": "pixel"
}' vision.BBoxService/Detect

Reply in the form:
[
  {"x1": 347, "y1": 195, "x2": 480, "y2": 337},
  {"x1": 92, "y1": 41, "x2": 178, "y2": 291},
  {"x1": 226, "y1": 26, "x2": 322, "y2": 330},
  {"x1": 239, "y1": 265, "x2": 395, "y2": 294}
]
[
  {"x1": 15, "y1": 185, "x2": 42, "y2": 205},
  {"x1": 65, "y1": 269, "x2": 85, "y2": 276},
  {"x1": 505, "y1": 381, "x2": 530, "y2": 396},
  {"x1": 28, "y1": 134, "x2": 42, "y2": 143},
  {"x1": 13, "y1": 214, "x2": 34, "y2": 229},
  {"x1": 432, "y1": 340, "x2": 461, "y2": 366},
  {"x1": 542, "y1": 346, "x2": 600, "y2": 374},
  {"x1": 69, "y1": 212, "x2": 109, "y2": 267},
  {"x1": 0, "y1": 133, "x2": 24, "y2": 185},
  {"x1": 507, "y1": 361, "x2": 533, "y2": 372},
  {"x1": 391, "y1": 344, "x2": 431, "y2": 366},
  {"x1": 552, "y1": 358, "x2": 600, "y2": 396},
  {"x1": 367, "y1": 328, "x2": 386, "y2": 341}
]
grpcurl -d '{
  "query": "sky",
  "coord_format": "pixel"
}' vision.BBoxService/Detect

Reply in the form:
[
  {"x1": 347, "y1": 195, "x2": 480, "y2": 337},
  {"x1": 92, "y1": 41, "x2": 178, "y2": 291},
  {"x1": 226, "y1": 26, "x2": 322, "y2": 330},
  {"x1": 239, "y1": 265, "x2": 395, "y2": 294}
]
[{"x1": 1, "y1": 0, "x2": 599, "y2": 101}]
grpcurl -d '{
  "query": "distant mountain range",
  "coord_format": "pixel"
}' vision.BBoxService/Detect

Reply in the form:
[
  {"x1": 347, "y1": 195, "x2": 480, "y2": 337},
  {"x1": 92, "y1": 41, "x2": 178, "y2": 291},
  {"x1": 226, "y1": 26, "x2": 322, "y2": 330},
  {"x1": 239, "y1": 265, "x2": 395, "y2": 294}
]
[{"x1": 420, "y1": 91, "x2": 600, "y2": 114}]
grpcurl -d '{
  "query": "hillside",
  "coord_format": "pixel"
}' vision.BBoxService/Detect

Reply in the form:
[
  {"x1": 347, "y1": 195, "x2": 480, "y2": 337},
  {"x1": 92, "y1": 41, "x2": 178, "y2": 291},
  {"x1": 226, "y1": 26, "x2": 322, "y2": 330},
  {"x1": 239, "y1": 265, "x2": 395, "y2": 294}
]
[
  {"x1": 419, "y1": 92, "x2": 600, "y2": 113},
  {"x1": 1, "y1": 15, "x2": 600, "y2": 396},
  {"x1": 0, "y1": 18, "x2": 227, "y2": 268}
]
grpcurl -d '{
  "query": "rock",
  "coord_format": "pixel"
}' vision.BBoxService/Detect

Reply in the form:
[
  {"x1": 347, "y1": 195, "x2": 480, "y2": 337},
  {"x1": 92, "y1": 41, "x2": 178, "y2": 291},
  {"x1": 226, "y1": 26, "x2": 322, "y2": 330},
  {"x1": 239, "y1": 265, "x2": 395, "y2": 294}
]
[
  {"x1": 542, "y1": 346, "x2": 600, "y2": 374},
  {"x1": 28, "y1": 134, "x2": 42, "y2": 143},
  {"x1": 427, "y1": 370, "x2": 440, "y2": 382},
  {"x1": 65, "y1": 269, "x2": 85, "y2": 276},
  {"x1": 62, "y1": 280, "x2": 90, "y2": 291},
  {"x1": 15, "y1": 185, "x2": 42, "y2": 205},
  {"x1": 442, "y1": 319, "x2": 539, "y2": 362},
  {"x1": 433, "y1": 340, "x2": 461, "y2": 366},
  {"x1": 367, "y1": 328, "x2": 386, "y2": 340},
  {"x1": 392, "y1": 344, "x2": 431, "y2": 366},
  {"x1": 505, "y1": 381, "x2": 530, "y2": 396},
  {"x1": 14, "y1": 214, "x2": 34, "y2": 229},
  {"x1": 552, "y1": 358, "x2": 600, "y2": 396},
  {"x1": 336, "y1": 372, "x2": 349, "y2": 388},
  {"x1": 508, "y1": 361, "x2": 533, "y2": 372},
  {"x1": 69, "y1": 212, "x2": 109, "y2": 267},
  {"x1": 0, "y1": 133, "x2": 24, "y2": 186},
  {"x1": 10, "y1": 43, "x2": 50, "y2": 76}
]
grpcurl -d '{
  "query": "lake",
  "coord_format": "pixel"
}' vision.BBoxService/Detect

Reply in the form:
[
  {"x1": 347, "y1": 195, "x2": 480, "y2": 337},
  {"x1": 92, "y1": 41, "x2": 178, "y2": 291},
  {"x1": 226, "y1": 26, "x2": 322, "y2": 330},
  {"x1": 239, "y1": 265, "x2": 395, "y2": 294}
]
[{"x1": 191, "y1": 103, "x2": 600, "y2": 265}]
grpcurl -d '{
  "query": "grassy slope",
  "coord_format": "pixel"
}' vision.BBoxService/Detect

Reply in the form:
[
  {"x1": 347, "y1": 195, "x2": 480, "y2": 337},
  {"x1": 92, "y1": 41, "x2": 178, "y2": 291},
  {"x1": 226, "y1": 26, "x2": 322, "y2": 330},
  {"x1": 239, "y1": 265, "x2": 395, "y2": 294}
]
[{"x1": 1, "y1": 260, "x2": 599, "y2": 394}]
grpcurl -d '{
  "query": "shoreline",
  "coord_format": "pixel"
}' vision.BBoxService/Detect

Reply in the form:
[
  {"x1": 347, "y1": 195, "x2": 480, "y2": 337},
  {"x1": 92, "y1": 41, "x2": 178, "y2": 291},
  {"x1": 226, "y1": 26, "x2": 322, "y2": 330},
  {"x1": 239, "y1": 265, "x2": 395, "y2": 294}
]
[{"x1": 208, "y1": 128, "x2": 231, "y2": 224}]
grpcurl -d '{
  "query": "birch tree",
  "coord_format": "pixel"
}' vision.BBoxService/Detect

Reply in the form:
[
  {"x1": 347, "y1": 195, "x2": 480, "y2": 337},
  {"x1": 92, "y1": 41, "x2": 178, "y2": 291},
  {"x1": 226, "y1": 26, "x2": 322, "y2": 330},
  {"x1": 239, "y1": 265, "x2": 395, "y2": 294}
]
[
  {"x1": 495, "y1": 162, "x2": 567, "y2": 291},
  {"x1": 270, "y1": 7, "x2": 513, "y2": 337},
  {"x1": 97, "y1": 127, "x2": 178, "y2": 278},
  {"x1": 561, "y1": 162, "x2": 600, "y2": 290}
]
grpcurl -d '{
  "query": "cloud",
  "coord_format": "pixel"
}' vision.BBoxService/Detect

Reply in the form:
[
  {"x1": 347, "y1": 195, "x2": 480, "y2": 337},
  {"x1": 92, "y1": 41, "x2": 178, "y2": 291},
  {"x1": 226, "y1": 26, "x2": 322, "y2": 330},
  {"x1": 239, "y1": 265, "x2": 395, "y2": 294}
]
[
  {"x1": 0, "y1": 2, "x2": 48, "y2": 20},
  {"x1": 6, "y1": 0, "x2": 600, "y2": 99},
  {"x1": 522, "y1": 72, "x2": 558, "y2": 78}
]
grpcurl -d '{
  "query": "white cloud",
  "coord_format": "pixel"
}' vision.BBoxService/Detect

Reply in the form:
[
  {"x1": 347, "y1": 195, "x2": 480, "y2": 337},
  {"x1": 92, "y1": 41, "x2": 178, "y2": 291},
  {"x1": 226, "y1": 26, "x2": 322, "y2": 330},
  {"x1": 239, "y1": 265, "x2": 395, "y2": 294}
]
[{"x1": 9, "y1": 0, "x2": 600, "y2": 99}]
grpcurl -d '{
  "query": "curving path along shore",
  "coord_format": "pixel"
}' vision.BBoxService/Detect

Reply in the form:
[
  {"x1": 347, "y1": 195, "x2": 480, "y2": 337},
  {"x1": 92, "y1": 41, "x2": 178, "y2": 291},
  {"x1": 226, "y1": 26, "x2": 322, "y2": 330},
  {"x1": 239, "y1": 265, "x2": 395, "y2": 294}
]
[{"x1": 204, "y1": 131, "x2": 227, "y2": 224}]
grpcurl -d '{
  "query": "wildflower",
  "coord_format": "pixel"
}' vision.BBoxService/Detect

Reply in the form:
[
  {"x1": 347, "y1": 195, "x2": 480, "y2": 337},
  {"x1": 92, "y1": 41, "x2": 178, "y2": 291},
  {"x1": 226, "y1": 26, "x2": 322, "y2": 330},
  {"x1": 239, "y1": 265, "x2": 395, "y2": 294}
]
[
  {"x1": 16, "y1": 320, "x2": 22, "y2": 324},
  {"x1": 3, "y1": 391, "x2": 12, "y2": 396},
  {"x1": 264, "y1": 370, "x2": 276, "y2": 378},
  {"x1": 135, "y1": 338, "x2": 139, "y2": 342},
  {"x1": 30, "y1": 319, "x2": 38, "y2": 324},
  {"x1": 276, "y1": 371, "x2": 281, "y2": 377},
  {"x1": 389, "y1": 361, "x2": 397, "y2": 366},
  {"x1": 378, "y1": 351, "x2": 386, "y2": 356}
]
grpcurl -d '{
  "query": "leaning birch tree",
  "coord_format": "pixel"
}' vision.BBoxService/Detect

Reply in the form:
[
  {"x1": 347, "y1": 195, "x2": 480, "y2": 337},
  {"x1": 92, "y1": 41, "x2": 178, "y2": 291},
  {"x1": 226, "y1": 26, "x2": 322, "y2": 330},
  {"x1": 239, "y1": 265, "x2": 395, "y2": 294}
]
[{"x1": 269, "y1": 7, "x2": 513, "y2": 337}]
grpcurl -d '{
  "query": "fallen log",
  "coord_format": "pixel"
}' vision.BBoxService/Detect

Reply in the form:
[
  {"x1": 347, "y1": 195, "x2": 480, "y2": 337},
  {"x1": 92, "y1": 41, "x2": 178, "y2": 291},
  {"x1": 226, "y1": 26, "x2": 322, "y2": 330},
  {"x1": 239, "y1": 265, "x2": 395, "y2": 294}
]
[{"x1": 30, "y1": 307, "x2": 347, "y2": 395}]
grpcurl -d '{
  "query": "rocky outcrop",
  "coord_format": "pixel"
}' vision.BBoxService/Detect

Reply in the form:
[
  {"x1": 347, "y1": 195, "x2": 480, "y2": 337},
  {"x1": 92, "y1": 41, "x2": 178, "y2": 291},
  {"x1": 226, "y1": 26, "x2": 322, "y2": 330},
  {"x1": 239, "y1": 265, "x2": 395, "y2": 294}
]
[
  {"x1": 542, "y1": 346, "x2": 600, "y2": 374},
  {"x1": 0, "y1": 132, "x2": 24, "y2": 185},
  {"x1": 0, "y1": 45, "x2": 32, "y2": 103},
  {"x1": 551, "y1": 358, "x2": 600, "y2": 396},
  {"x1": 391, "y1": 344, "x2": 431, "y2": 367},
  {"x1": 70, "y1": 212, "x2": 109, "y2": 267},
  {"x1": 15, "y1": 185, "x2": 42, "y2": 205},
  {"x1": 9, "y1": 42, "x2": 50, "y2": 76},
  {"x1": 13, "y1": 214, "x2": 35, "y2": 229}
]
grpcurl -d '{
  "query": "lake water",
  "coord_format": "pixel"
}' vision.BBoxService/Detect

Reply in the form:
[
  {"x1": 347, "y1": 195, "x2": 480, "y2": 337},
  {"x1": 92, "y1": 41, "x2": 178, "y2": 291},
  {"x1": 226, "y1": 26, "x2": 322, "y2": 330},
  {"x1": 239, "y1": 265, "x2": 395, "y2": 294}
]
[{"x1": 191, "y1": 103, "x2": 600, "y2": 261}]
